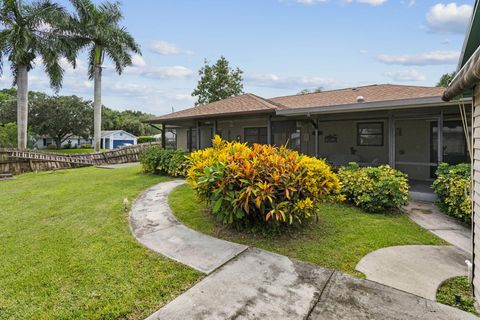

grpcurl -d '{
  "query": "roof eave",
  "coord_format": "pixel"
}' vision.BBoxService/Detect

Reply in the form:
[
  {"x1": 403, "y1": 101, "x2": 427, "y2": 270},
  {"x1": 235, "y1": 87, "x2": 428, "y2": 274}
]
[
  {"x1": 276, "y1": 96, "x2": 466, "y2": 116},
  {"x1": 146, "y1": 109, "x2": 276, "y2": 124}
]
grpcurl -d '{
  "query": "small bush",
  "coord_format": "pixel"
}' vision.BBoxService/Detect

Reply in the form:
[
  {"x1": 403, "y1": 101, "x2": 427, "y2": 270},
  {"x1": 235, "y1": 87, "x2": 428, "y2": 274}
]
[
  {"x1": 46, "y1": 144, "x2": 57, "y2": 150},
  {"x1": 138, "y1": 136, "x2": 158, "y2": 144},
  {"x1": 187, "y1": 136, "x2": 342, "y2": 230},
  {"x1": 140, "y1": 146, "x2": 188, "y2": 177},
  {"x1": 80, "y1": 143, "x2": 92, "y2": 149},
  {"x1": 432, "y1": 163, "x2": 471, "y2": 224},
  {"x1": 338, "y1": 163, "x2": 409, "y2": 213}
]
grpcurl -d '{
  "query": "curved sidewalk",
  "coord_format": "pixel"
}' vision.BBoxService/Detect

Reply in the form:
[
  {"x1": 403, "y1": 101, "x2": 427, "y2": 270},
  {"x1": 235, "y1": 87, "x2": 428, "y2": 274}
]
[
  {"x1": 129, "y1": 180, "x2": 247, "y2": 274},
  {"x1": 130, "y1": 181, "x2": 477, "y2": 320}
]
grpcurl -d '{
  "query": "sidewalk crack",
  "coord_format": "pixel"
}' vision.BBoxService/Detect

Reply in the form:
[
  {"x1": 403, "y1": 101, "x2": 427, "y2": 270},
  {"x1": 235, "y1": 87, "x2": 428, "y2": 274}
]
[{"x1": 305, "y1": 270, "x2": 335, "y2": 320}]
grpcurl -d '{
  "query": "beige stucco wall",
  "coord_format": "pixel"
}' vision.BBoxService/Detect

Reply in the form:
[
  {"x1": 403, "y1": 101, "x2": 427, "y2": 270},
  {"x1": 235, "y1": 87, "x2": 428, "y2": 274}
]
[
  {"x1": 176, "y1": 128, "x2": 188, "y2": 150},
  {"x1": 217, "y1": 117, "x2": 269, "y2": 141},
  {"x1": 317, "y1": 119, "x2": 389, "y2": 165}
]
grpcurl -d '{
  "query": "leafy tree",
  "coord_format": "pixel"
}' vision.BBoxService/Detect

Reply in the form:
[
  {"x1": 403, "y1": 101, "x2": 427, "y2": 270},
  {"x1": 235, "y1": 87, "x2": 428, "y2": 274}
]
[
  {"x1": 0, "y1": 0, "x2": 75, "y2": 149},
  {"x1": 102, "y1": 107, "x2": 159, "y2": 136},
  {"x1": 436, "y1": 72, "x2": 456, "y2": 87},
  {"x1": 68, "y1": 0, "x2": 141, "y2": 151},
  {"x1": 0, "y1": 122, "x2": 17, "y2": 147},
  {"x1": 298, "y1": 87, "x2": 323, "y2": 95},
  {"x1": 192, "y1": 56, "x2": 243, "y2": 106},
  {"x1": 29, "y1": 95, "x2": 93, "y2": 148}
]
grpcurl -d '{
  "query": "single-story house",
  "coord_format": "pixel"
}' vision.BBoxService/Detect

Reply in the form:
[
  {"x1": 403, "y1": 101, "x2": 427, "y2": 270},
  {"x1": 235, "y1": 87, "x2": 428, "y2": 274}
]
[
  {"x1": 34, "y1": 130, "x2": 137, "y2": 150},
  {"x1": 100, "y1": 130, "x2": 137, "y2": 150},
  {"x1": 148, "y1": 84, "x2": 472, "y2": 200},
  {"x1": 34, "y1": 135, "x2": 93, "y2": 149},
  {"x1": 443, "y1": 0, "x2": 479, "y2": 307}
]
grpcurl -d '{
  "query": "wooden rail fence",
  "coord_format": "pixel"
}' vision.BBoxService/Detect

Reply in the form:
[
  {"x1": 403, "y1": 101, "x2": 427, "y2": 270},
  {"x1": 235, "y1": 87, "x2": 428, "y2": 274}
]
[{"x1": 0, "y1": 142, "x2": 160, "y2": 175}]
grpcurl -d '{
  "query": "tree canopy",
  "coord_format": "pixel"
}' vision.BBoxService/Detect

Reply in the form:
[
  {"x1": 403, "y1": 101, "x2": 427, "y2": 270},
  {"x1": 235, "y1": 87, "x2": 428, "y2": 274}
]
[
  {"x1": 30, "y1": 95, "x2": 93, "y2": 148},
  {"x1": 298, "y1": 87, "x2": 323, "y2": 95},
  {"x1": 192, "y1": 56, "x2": 244, "y2": 106},
  {"x1": 436, "y1": 72, "x2": 456, "y2": 87}
]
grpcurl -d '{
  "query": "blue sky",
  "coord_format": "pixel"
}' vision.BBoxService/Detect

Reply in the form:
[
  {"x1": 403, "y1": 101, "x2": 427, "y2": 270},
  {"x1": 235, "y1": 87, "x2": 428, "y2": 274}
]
[{"x1": 0, "y1": 0, "x2": 475, "y2": 115}]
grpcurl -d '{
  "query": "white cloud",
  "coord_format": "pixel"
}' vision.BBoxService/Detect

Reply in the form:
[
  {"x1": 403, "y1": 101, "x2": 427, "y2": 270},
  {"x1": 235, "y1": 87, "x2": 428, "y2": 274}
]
[
  {"x1": 426, "y1": 3, "x2": 473, "y2": 34},
  {"x1": 246, "y1": 73, "x2": 338, "y2": 89},
  {"x1": 143, "y1": 66, "x2": 194, "y2": 79},
  {"x1": 131, "y1": 55, "x2": 146, "y2": 67},
  {"x1": 295, "y1": 0, "x2": 327, "y2": 4},
  {"x1": 150, "y1": 41, "x2": 193, "y2": 55},
  {"x1": 384, "y1": 69, "x2": 426, "y2": 81},
  {"x1": 344, "y1": 0, "x2": 387, "y2": 6},
  {"x1": 125, "y1": 60, "x2": 194, "y2": 79},
  {"x1": 376, "y1": 50, "x2": 459, "y2": 65}
]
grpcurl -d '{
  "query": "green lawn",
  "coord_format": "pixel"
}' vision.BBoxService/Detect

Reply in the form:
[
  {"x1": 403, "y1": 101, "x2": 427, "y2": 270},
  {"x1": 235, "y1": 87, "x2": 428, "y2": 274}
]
[
  {"x1": 169, "y1": 184, "x2": 446, "y2": 276},
  {"x1": 437, "y1": 276, "x2": 479, "y2": 315},
  {"x1": 38, "y1": 148, "x2": 103, "y2": 154},
  {"x1": 0, "y1": 167, "x2": 201, "y2": 320}
]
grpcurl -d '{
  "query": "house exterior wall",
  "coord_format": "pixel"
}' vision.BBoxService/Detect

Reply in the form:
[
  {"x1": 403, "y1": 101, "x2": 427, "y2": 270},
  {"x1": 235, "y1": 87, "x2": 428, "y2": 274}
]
[
  {"x1": 473, "y1": 85, "x2": 480, "y2": 299},
  {"x1": 317, "y1": 119, "x2": 389, "y2": 166},
  {"x1": 176, "y1": 128, "x2": 188, "y2": 150},
  {"x1": 34, "y1": 136, "x2": 92, "y2": 149},
  {"x1": 217, "y1": 117, "x2": 269, "y2": 141}
]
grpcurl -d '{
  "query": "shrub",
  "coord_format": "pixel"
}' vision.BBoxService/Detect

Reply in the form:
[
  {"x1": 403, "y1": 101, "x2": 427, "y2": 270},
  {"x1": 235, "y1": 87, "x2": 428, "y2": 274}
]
[
  {"x1": 432, "y1": 163, "x2": 471, "y2": 224},
  {"x1": 140, "y1": 146, "x2": 188, "y2": 177},
  {"x1": 338, "y1": 163, "x2": 409, "y2": 213},
  {"x1": 138, "y1": 136, "x2": 157, "y2": 144},
  {"x1": 186, "y1": 136, "x2": 342, "y2": 229},
  {"x1": 80, "y1": 143, "x2": 92, "y2": 149},
  {"x1": 46, "y1": 144, "x2": 57, "y2": 150}
]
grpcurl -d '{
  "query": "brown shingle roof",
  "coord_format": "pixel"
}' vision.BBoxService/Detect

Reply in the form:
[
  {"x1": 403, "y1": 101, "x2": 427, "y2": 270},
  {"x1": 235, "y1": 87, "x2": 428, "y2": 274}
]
[
  {"x1": 148, "y1": 84, "x2": 447, "y2": 123},
  {"x1": 149, "y1": 93, "x2": 284, "y2": 123},
  {"x1": 270, "y1": 84, "x2": 446, "y2": 109}
]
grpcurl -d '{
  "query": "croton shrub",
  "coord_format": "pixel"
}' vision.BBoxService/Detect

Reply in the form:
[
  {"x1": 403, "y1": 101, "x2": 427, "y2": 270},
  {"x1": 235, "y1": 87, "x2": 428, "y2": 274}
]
[
  {"x1": 338, "y1": 162, "x2": 409, "y2": 213},
  {"x1": 140, "y1": 146, "x2": 189, "y2": 177},
  {"x1": 186, "y1": 136, "x2": 342, "y2": 229},
  {"x1": 432, "y1": 163, "x2": 471, "y2": 224}
]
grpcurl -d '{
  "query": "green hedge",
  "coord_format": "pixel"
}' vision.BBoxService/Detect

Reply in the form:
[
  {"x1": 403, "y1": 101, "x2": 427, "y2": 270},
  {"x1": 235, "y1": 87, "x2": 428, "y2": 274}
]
[
  {"x1": 338, "y1": 163, "x2": 409, "y2": 213},
  {"x1": 137, "y1": 136, "x2": 158, "y2": 144},
  {"x1": 432, "y1": 163, "x2": 471, "y2": 224},
  {"x1": 140, "y1": 146, "x2": 188, "y2": 177}
]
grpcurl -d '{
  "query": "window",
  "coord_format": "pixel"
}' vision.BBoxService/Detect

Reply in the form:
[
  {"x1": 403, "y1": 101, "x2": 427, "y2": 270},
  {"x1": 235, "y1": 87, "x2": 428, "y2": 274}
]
[
  {"x1": 187, "y1": 128, "x2": 198, "y2": 151},
  {"x1": 357, "y1": 122, "x2": 383, "y2": 146},
  {"x1": 244, "y1": 127, "x2": 268, "y2": 144}
]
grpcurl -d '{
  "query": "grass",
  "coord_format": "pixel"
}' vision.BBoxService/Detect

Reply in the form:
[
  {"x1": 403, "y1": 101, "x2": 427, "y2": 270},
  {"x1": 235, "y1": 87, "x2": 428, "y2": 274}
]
[
  {"x1": 437, "y1": 276, "x2": 479, "y2": 315},
  {"x1": 0, "y1": 167, "x2": 201, "y2": 320},
  {"x1": 38, "y1": 148, "x2": 103, "y2": 154},
  {"x1": 169, "y1": 184, "x2": 446, "y2": 276}
]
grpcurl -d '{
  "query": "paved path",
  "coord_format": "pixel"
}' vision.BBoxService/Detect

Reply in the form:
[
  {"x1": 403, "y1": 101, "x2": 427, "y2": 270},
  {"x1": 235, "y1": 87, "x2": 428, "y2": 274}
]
[
  {"x1": 130, "y1": 181, "x2": 477, "y2": 319},
  {"x1": 356, "y1": 245, "x2": 469, "y2": 300},
  {"x1": 96, "y1": 162, "x2": 140, "y2": 169},
  {"x1": 130, "y1": 180, "x2": 247, "y2": 274},
  {"x1": 404, "y1": 201, "x2": 471, "y2": 253}
]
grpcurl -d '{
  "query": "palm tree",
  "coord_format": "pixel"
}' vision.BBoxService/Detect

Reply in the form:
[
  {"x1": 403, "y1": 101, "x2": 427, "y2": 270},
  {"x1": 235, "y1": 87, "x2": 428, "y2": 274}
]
[
  {"x1": 0, "y1": 0, "x2": 75, "y2": 149},
  {"x1": 68, "y1": 0, "x2": 140, "y2": 151}
]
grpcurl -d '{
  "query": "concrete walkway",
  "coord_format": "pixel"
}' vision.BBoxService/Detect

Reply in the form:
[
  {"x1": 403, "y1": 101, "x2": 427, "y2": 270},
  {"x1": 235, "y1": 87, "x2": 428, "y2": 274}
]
[
  {"x1": 130, "y1": 180, "x2": 247, "y2": 274},
  {"x1": 404, "y1": 201, "x2": 471, "y2": 253},
  {"x1": 96, "y1": 162, "x2": 140, "y2": 169},
  {"x1": 356, "y1": 245, "x2": 469, "y2": 300},
  {"x1": 130, "y1": 181, "x2": 477, "y2": 319}
]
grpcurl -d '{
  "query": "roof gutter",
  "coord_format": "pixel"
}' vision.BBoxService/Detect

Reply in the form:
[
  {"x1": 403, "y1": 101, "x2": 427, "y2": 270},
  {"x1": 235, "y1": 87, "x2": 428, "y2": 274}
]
[
  {"x1": 276, "y1": 96, "x2": 465, "y2": 117},
  {"x1": 443, "y1": 44, "x2": 480, "y2": 102}
]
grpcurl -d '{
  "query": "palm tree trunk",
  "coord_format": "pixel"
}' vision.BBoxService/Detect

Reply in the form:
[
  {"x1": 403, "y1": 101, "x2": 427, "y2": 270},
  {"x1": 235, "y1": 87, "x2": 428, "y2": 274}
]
[
  {"x1": 17, "y1": 65, "x2": 28, "y2": 150},
  {"x1": 93, "y1": 64, "x2": 102, "y2": 152}
]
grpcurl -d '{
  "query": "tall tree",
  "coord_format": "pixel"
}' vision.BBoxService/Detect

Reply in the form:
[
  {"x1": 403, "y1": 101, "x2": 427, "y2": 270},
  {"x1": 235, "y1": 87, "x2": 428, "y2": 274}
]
[
  {"x1": 192, "y1": 56, "x2": 243, "y2": 106},
  {"x1": 436, "y1": 72, "x2": 456, "y2": 87},
  {"x1": 0, "y1": 0, "x2": 75, "y2": 149},
  {"x1": 298, "y1": 87, "x2": 323, "y2": 95},
  {"x1": 68, "y1": 0, "x2": 141, "y2": 151},
  {"x1": 30, "y1": 95, "x2": 92, "y2": 148}
]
